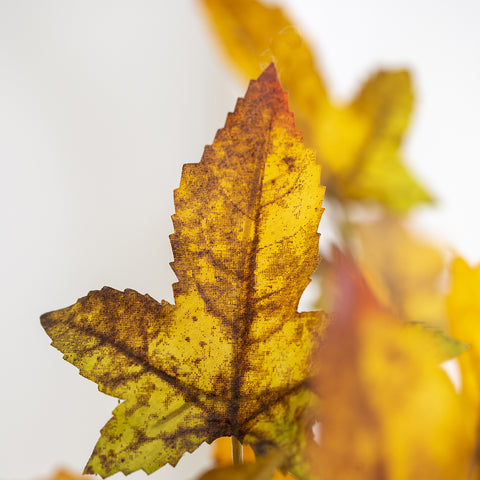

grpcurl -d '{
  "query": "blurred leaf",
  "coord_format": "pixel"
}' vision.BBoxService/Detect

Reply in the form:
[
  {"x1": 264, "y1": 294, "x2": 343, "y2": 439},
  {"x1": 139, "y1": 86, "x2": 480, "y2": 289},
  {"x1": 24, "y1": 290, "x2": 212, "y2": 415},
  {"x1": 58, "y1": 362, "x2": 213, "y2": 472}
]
[
  {"x1": 447, "y1": 257, "x2": 480, "y2": 474},
  {"x1": 355, "y1": 217, "x2": 447, "y2": 327},
  {"x1": 41, "y1": 65, "x2": 325, "y2": 478},
  {"x1": 313, "y1": 250, "x2": 472, "y2": 480},
  {"x1": 201, "y1": 0, "x2": 328, "y2": 123},
  {"x1": 202, "y1": 0, "x2": 432, "y2": 211},
  {"x1": 198, "y1": 449, "x2": 284, "y2": 480},
  {"x1": 213, "y1": 437, "x2": 256, "y2": 466},
  {"x1": 403, "y1": 322, "x2": 468, "y2": 362},
  {"x1": 212, "y1": 437, "x2": 298, "y2": 478},
  {"x1": 38, "y1": 470, "x2": 91, "y2": 480}
]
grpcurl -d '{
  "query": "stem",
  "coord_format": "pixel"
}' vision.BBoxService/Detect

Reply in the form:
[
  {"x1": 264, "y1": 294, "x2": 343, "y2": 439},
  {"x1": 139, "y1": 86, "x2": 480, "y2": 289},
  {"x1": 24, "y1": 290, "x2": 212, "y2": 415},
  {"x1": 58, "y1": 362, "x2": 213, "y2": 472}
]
[{"x1": 231, "y1": 436, "x2": 243, "y2": 465}]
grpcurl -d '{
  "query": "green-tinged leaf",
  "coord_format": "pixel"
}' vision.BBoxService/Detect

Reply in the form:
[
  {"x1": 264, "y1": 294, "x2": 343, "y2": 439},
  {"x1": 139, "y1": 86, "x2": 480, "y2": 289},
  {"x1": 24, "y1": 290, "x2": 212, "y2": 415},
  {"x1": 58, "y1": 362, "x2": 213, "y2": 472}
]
[{"x1": 403, "y1": 322, "x2": 469, "y2": 362}]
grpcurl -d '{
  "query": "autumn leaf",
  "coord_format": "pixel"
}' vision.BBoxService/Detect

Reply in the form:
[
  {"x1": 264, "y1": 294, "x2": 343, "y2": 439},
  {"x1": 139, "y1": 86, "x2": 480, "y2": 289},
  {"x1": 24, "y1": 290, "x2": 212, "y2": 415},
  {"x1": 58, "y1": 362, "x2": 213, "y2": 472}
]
[
  {"x1": 353, "y1": 216, "x2": 447, "y2": 327},
  {"x1": 213, "y1": 437, "x2": 256, "y2": 467},
  {"x1": 447, "y1": 257, "x2": 480, "y2": 474},
  {"x1": 318, "y1": 235, "x2": 466, "y2": 362},
  {"x1": 312, "y1": 250, "x2": 472, "y2": 480},
  {"x1": 202, "y1": 0, "x2": 432, "y2": 212},
  {"x1": 41, "y1": 64, "x2": 325, "y2": 478},
  {"x1": 198, "y1": 449, "x2": 284, "y2": 480},
  {"x1": 212, "y1": 437, "x2": 297, "y2": 479}
]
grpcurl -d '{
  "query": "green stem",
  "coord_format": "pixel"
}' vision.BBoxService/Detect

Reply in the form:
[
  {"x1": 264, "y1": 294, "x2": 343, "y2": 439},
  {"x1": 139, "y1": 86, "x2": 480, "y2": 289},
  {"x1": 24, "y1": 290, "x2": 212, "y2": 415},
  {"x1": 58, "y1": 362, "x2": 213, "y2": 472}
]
[{"x1": 231, "y1": 436, "x2": 243, "y2": 465}]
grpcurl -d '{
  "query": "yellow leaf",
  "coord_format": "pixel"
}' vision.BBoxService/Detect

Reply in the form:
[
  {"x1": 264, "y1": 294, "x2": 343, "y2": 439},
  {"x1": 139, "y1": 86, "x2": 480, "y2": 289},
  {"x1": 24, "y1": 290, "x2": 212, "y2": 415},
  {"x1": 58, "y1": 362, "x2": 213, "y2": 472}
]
[
  {"x1": 212, "y1": 437, "x2": 297, "y2": 479},
  {"x1": 313, "y1": 251, "x2": 472, "y2": 480},
  {"x1": 447, "y1": 258, "x2": 480, "y2": 472},
  {"x1": 213, "y1": 437, "x2": 256, "y2": 466},
  {"x1": 198, "y1": 449, "x2": 284, "y2": 480},
  {"x1": 202, "y1": 0, "x2": 432, "y2": 211},
  {"x1": 355, "y1": 216, "x2": 447, "y2": 327},
  {"x1": 329, "y1": 71, "x2": 431, "y2": 210},
  {"x1": 41, "y1": 64, "x2": 325, "y2": 478},
  {"x1": 201, "y1": 0, "x2": 328, "y2": 131}
]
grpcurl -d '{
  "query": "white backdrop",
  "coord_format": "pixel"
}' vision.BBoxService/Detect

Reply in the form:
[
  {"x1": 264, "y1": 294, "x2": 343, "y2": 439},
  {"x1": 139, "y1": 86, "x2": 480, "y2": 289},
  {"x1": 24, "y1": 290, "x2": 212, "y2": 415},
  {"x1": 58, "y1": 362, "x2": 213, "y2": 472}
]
[{"x1": 0, "y1": 1, "x2": 479, "y2": 479}]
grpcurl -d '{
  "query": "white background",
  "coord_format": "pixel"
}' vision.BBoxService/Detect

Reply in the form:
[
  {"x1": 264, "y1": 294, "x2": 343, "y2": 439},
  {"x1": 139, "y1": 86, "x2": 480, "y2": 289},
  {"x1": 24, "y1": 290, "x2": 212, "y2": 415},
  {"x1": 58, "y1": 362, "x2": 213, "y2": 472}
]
[{"x1": 0, "y1": 1, "x2": 479, "y2": 479}]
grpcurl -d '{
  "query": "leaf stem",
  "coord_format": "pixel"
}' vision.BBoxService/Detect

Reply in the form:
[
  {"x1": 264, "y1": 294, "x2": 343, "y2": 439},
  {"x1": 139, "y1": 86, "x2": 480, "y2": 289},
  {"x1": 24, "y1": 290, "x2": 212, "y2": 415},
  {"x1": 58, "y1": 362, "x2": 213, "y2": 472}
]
[{"x1": 231, "y1": 436, "x2": 243, "y2": 465}]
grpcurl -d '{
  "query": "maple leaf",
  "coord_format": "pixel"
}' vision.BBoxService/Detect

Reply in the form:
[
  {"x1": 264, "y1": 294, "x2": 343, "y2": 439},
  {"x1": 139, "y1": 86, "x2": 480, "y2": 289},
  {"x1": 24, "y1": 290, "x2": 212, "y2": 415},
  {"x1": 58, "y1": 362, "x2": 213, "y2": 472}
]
[
  {"x1": 40, "y1": 64, "x2": 325, "y2": 478},
  {"x1": 312, "y1": 250, "x2": 472, "y2": 480},
  {"x1": 202, "y1": 0, "x2": 432, "y2": 212}
]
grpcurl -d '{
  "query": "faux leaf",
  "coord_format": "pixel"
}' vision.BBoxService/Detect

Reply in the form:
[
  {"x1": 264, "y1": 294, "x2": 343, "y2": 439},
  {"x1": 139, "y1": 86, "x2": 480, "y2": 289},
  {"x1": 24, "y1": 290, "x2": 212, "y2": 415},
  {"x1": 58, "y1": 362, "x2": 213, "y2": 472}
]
[
  {"x1": 313, "y1": 251, "x2": 472, "y2": 480},
  {"x1": 202, "y1": 0, "x2": 432, "y2": 211},
  {"x1": 41, "y1": 64, "x2": 325, "y2": 478},
  {"x1": 198, "y1": 449, "x2": 284, "y2": 480},
  {"x1": 213, "y1": 437, "x2": 297, "y2": 479}
]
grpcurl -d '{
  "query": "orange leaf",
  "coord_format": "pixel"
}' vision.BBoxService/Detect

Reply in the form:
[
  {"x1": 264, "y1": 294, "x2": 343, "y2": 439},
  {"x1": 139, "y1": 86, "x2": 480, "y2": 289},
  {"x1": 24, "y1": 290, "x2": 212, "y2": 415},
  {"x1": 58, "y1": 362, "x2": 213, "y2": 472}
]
[
  {"x1": 313, "y1": 251, "x2": 472, "y2": 480},
  {"x1": 37, "y1": 470, "x2": 91, "y2": 480},
  {"x1": 447, "y1": 257, "x2": 480, "y2": 474},
  {"x1": 212, "y1": 437, "x2": 296, "y2": 479}
]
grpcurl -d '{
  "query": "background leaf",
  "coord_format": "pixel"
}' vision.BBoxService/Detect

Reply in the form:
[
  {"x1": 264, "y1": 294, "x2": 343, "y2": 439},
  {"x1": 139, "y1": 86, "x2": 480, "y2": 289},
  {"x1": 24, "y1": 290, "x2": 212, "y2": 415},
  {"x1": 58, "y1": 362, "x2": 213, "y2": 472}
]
[
  {"x1": 202, "y1": 0, "x2": 431, "y2": 211},
  {"x1": 312, "y1": 251, "x2": 472, "y2": 480},
  {"x1": 447, "y1": 258, "x2": 480, "y2": 475},
  {"x1": 197, "y1": 449, "x2": 284, "y2": 480},
  {"x1": 212, "y1": 437, "x2": 297, "y2": 479}
]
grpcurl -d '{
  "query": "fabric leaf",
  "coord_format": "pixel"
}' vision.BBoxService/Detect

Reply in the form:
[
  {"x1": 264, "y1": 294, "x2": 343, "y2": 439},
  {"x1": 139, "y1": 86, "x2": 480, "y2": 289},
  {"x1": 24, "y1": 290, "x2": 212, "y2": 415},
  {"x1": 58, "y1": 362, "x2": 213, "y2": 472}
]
[{"x1": 41, "y1": 64, "x2": 325, "y2": 478}]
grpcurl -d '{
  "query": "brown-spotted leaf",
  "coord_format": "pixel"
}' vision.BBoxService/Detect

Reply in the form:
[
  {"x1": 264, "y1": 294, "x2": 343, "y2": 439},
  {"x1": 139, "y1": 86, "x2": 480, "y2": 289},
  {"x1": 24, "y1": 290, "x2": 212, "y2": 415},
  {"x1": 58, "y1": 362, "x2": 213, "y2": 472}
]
[
  {"x1": 41, "y1": 64, "x2": 325, "y2": 478},
  {"x1": 312, "y1": 250, "x2": 472, "y2": 480},
  {"x1": 202, "y1": 0, "x2": 432, "y2": 212}
]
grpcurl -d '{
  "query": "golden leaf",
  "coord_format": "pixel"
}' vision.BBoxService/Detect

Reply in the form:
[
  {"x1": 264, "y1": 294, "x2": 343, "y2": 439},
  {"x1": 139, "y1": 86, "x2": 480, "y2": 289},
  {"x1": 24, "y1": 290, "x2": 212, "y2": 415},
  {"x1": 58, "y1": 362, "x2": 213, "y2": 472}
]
[
  {"x1": 202, "y1": 0, "x2": 432, "y2": 211},
  {"x1": 41, "y1": 64, "x2": 325, "y2": 478},
  {"x1": 212, "y1": 437, "x2": 297, "y2": 479},
  {"x1": 354, "y1": 216, "x2": 447, "y2": 327},
  {"x1": 213, "y1": 437, "x2": 255, "y2": 466},
  {"x1": 313, "y1": 251, "x2": 472, "y2": 480},
  {"x1": 447, "y1": 257, "x2": 480, "y2": 474},
  {"x1": 198, "y1": 449, "x2": 284, "y2": 480}
]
